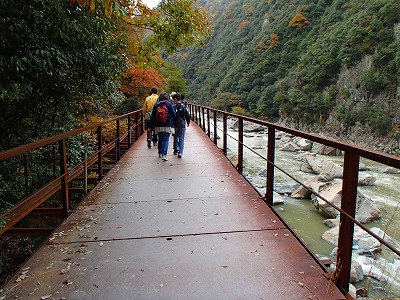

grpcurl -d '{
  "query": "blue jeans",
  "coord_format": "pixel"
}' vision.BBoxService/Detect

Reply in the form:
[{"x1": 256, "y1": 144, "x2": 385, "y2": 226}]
[
  {"x1": 173, "y1": 127, "x2": 186, "y2": 154},
  {"x1": 157, "y1": 132, "x2": 171, "y2": 156}
]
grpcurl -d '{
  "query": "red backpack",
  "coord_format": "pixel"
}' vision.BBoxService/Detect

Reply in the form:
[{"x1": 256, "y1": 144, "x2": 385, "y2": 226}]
[{"x1": 156, "y1": 102, "x2": 168, "y2": 123}]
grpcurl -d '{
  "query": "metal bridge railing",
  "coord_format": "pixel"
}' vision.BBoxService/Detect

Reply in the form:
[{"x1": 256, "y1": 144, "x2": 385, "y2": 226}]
[
  {"x1": 189, "y1": 103, "x2": 400, "y2": 296},
  {"x1": 0, "y1": 109, "x2": 144, "y2": 237}
]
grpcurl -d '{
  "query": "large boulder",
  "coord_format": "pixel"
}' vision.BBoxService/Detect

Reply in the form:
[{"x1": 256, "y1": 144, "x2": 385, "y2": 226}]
[
  {"x1": 273, "y1": 182, "x2": 300, "y2": 195},
  {"x1": 300, "y1": 156, "x2": 343, "y2": 179},
  {"x1": 291, "y1": 177, "x2": 330, "y2": 199},
  {"x1": 280, "y1": 142, "x2": 301, "y2": 152},
  {"x1": 322, "y1": 225, "x2": 374, "y2": 247},
  {"x1": 357, "y1": 227, "x2": 399, "y2": 254},
  {"x1": 311, "y1": 182, "x2": 381, "y2": 223},
  {"x1": 294, "y1": 137, "x2": 313, "y2": 151},
  {"x1": 231, "y1": 120, "x2": 265, "y2": 132},
  {"x1": 350, "y1": 259, "x2": 365, "y2": 282},
  {"x1": 311, "y1": 143, "x2": 343, "y2": 156}
]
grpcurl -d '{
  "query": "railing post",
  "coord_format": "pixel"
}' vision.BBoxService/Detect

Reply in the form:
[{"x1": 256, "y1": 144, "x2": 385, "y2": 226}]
[
  {"x1": 202, "y1": 107, "x2": 206, "y2": 132},
  {"x1": 223, "y1": 113, "x2": 227, "y2": 156},
  {"x1": 237, "y1": 118, "x2": 243, "y2": 174},
  {"x1": 134, "y1": 111, "x2": 139, "y2": 141},
  {"x1": 128, "y1": 115, "x2": 132, "y2": 147},
  {"x1": 199, "y1": 107, "x2": 203, "y2": 130},
  {"x1": 207, "y1": 108, "x2": 211, "y2": 138},
  {"x1": 59, "y1": 139, "x2": 69, "y2": 216},
  {"x1": 23, "y1": 155, "x2": 29, "y2": 196},
  {"x1": 116, "y1": 119, "x2": 120, "y2": 161},
  {"x1": 335, "y1": 151, "x2": 359, "y2": 294},
  {"x1": 266, "y1": 126, "x2": 275, "y2": 205},
  {"x1": 213, "y1": 110, "x2": 218, "y2": 145},
  {"x1": 195, "y1": 105, "x2": 198, "y2": 124},
  {"x1": 141, "y1": 110, "x2": 145, "y2": 136},
  {"x1": 52, "y1": 145, "x2": 57, "y2": 178},
  {"x1": 97, "y1": 126, "x2": 103, "y2": 180},
  {"x1": 84, "y1": 152, "x2": 88, "y2": 195}
]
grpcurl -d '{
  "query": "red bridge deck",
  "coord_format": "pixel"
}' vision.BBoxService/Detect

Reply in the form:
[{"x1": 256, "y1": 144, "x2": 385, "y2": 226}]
[{"x1": 1, "y1": 124, "x2": 345, "y2": 299}]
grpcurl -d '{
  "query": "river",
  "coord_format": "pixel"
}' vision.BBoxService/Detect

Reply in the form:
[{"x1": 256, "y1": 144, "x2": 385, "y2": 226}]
[{"x1": 214, "y1": 121, "x2": 400, "y2": 298}]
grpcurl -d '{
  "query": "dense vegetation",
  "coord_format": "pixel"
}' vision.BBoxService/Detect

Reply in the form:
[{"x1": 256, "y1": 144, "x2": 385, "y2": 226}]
[
  {"x1": 171, "y1": 0, "x2": 400, "y2": 138},
  {"x1": 0, "y1": 0, "x2": 211, "y2": 150}
]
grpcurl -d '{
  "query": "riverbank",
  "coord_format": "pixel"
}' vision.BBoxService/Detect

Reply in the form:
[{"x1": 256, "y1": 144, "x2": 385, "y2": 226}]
[
  {"x1": 218, "y1": 118, "x2": 400, "y2": 298},
  {"x1": 280, "y1": 119, "x2": 400, "y2": 156}
]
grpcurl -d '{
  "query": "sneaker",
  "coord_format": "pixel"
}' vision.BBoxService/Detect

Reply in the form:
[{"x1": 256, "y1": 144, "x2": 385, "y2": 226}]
[
  {"x1": 162, "y1": 155, "x2": 168, "y2": 161},
  {"x1": 153, "y1": 142, "x2": 157, "y2": 146},
  {"x1": 159, "y1": 153, "x2": 162, "y2": 158},
  {"x1": 147, "y1": 140, "x2": 151, "y2": 148},
  {"x1": 173, "y1": 152, "x2": 177, "y2": 155},
  {"x1": 177, "y1": 153, "x2": 182, "y2": 158}
]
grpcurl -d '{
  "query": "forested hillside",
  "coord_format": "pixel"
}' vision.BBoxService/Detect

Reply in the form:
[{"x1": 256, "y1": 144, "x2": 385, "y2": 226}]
[{"x1": 171, "y1": 0, "x2": 400, "y2": 151}]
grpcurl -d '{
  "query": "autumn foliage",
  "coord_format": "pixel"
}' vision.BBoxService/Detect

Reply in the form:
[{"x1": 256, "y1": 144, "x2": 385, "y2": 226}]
[
  {"x1": 121, "y1": 65, "x2": 163, "y2": 97},
  {"x1": 289, "y1": 12, "x2": 310, "y2": 28},
  {"x1": 268, "y1": 33, "x2": 280, "y2": 49}
]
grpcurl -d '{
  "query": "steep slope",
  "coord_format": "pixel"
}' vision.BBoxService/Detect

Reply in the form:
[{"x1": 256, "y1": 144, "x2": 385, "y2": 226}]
[{"x1": 171, "y1": 0, "x2": 400, "y2": 145}]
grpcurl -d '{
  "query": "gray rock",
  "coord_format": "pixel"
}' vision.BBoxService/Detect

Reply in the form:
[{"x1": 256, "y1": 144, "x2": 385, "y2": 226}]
[
  {"x1": 273, "y1": 191, "x2": 285, "y2": 204},
  {"x1": 383, "y1": 167, "x2": 400, "y2": 174},
  {"x1": 323, "y1": 218, "x2": 340, "y2": 228},
  {"x1": 350, "y1": 259, "x2": 364, "y2": 283},
  {"x1": 311, "y1": 182, "x2": 381, "y2": 223},
  {"x1": 273, "y1": 182, "x2": 300, "y2": 195},
  {"x1": 311, "y1": 143, "x2": 343, "y2": 156},
  {"x1": 294, "y1": 137, "x2": 313, "y2": 151},
  {"x1": 357, "y1": 174, "x2": 376, "y2": 186},
  {"x1": 280, "y1": 142, "x2": 301, "y2": 152},
  {"x1": 291, "y1": 177, "x2": 330, "y2": 199},
  {"x1": 232, "y1": 120, "x2": 266, "y2": 132},
  {"x1": 301, "y1": 156, "x2": 343, "y2": 179}
]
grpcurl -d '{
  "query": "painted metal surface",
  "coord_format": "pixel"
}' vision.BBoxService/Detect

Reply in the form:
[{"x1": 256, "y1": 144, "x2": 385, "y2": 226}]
[{"x1": 0, "y1": 124, "x2": 345, "y2": 300}]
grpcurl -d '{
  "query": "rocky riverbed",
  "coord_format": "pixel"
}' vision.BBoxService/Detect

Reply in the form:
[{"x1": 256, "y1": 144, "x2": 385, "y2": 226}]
[{"x1": 216, "y1": 118, "x2": 400, "y2": 299}]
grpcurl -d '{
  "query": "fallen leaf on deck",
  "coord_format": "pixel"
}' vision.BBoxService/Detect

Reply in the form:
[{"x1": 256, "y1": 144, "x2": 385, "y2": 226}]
[{"x1": 63, "y1": 279, "x2": 73, "y2": 286}]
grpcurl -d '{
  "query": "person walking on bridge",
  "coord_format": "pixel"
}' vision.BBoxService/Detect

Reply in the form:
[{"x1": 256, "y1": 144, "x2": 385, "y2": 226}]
[
  {"x1": 172, "y1": 93, "x2": 190, "y2": 158},
  {"x1": 143, "y1": 87, "x2": 158, "y2": 148},
  {"x1": 149, "y1": 92, "x2": 176, "y2": 161}
]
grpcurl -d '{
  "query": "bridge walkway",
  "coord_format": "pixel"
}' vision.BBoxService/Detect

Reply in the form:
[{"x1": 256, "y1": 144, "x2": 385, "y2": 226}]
[{"x1": 1, "y1": 123, "x2": 345, "y2": 299}]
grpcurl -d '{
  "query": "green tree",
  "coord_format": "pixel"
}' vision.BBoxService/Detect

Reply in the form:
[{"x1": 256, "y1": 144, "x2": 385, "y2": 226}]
[{"x1": 0, "y1": 0, "x2": 127, "y2": 150}]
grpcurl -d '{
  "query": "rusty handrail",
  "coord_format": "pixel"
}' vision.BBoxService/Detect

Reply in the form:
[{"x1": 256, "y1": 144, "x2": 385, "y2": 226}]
[
  {"x1": 189, "y1": 103, "x2": 400, "y2": 296},
  {"x1": 0, "y1": 111, "x2": 141, "y2": 161},
  {"x1": 0, "y1": 109, "x2": 144, "y2": 236}
]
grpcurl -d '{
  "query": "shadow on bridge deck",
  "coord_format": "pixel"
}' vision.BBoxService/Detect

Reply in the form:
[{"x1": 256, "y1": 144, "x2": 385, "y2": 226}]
[{"x1": 1, "y1": 124, "x2": 345, "y2": 300}]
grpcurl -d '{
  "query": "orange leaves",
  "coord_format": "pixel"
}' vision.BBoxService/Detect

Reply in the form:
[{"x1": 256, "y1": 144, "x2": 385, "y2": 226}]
[
  {"x1": 268, "y1": 33, "x2": 280, "y2": 49},
  {"x1": 289, "y1": 6, "x2": 310, "y2": 29},
  {"x1": 238, "y1": 20, "x2": 249, "y2": 31},
  {"x1": 289, "y1": 13, "x2": 309, "y2": 28},
  {"x1": 121, "y1": 65, "x2": 163, "y2": 96}
]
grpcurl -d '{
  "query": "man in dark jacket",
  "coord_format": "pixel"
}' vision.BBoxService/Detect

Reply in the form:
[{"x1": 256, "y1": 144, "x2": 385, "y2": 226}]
[
  {"x1": 172, "y1": 94, "x2": 190, "y2": 158},
  {"x1": 149, "y1": 92, "x2": 176, "y2": 161}
]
